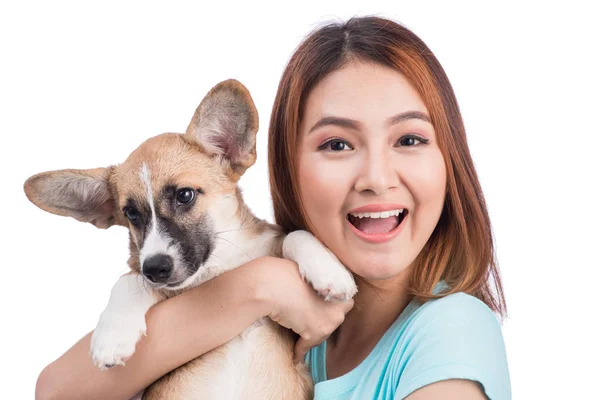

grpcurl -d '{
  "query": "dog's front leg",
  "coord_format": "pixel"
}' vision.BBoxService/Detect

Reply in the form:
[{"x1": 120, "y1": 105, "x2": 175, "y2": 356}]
[
  {"x1": 90, "y1": 273, "x2": 164, "y2": 370},
  {"x1": 282, "y1": 230, "x2": 358, "y2": 301}
]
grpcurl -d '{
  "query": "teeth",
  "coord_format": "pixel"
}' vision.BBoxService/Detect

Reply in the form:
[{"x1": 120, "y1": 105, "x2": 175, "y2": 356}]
[{"x1": 349, "y1": 209, "x2": 405, "y2": 219}]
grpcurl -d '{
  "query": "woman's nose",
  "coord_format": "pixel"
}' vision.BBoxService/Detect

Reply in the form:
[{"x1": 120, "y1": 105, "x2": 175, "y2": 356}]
[{"x1": 354, "y1": 151, "x2": 399, "y2": 195}]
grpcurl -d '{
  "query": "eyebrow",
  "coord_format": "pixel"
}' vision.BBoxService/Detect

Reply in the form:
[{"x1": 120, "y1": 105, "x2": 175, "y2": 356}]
[{"x1": 308, "y1": 111, "x2": 432, "y2": 134}]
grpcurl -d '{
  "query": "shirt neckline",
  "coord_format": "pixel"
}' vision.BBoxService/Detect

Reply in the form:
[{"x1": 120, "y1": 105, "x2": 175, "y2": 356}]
[
  {"x1": 315, "y1": 281, "x2": 448, "y2": 396},
  {"x1": 318, "y1": 297, "x2": 420, "y2": 392}
]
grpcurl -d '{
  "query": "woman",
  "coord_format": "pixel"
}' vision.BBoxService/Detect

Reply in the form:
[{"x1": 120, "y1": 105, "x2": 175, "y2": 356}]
[{"x1": 36, "y1": 16, "x2": 510, "y2": 400}]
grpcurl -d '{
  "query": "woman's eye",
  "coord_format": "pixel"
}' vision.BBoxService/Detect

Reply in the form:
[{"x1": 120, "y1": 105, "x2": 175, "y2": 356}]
[
  {"x1": 176, "y1": 188, "x2": 195, "y2": 205},
  {"x1": 396, "y1": 135, "x2": 429, "y2": 147},
  {"x1": 318, "y1": 139, "x2": 353, "y2": 152}
]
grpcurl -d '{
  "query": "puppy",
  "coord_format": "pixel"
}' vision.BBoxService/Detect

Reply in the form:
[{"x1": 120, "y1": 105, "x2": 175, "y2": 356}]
[{"x1": 24, "y1": 79, "x2": 357, "y2": 399}]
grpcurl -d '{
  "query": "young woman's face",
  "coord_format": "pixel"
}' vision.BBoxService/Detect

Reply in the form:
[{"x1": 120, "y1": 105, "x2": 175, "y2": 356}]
[{"x1": 297, "y1": 61, "x2": 447, "y2": 281}]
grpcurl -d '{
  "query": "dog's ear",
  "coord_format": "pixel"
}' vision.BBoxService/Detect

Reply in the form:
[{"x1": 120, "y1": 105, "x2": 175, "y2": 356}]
[
  {"x1": 23, "y1": 167, "x2": 119, "y2": 229},
  {"x1": 185, "y1": 79, "x2": 259, "y2": 178}
]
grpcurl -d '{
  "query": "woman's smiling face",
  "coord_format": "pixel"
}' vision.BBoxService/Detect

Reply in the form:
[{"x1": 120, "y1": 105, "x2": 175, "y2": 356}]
[{"x1": 297, "y1": 61, "x2": 447, "y2": 281}]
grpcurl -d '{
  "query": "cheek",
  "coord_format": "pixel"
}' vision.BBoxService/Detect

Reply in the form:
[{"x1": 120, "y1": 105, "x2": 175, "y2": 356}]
[
  {"x1": 414, "y1": 167, "x2": 446, "y2": 202},
  {"x1": 405, "y1": 151, "x2": 447, "y2": 226},
  {"x1": 297, "y1": 154, "x2": 348, "y2": 227}
]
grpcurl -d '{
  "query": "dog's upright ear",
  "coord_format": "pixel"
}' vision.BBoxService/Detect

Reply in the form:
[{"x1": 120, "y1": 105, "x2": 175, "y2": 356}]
[
  {"x1": 184, "y1": 79, "x2": 259, "y2": 178},
  {"x1": 23, "y1": 167, "x2": 120, "y2": 229}
]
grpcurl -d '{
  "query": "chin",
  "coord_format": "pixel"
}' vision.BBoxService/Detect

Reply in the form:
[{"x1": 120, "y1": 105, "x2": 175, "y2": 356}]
[
  {"x1": 358, "y1": 269, "x2": 406, "y2": 281},
  {"x1": 345, "y1": 253, "x2": 410, "y2": 282}
]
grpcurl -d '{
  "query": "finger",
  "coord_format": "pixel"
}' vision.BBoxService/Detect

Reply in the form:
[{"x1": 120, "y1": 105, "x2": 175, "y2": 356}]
[
  {"x1": 294, "y1": 331, "x2": 332, "y2": 364},
  {"x1": 293, "y1": 338, "x2": 310, "y2": 364},
  {"x1": 341, "y1": 298, "x2": 355, "y2": 313},
  {"x1": 326, "y1": 299, "x2": 353, "y2": 315},
  {"x1": 294, "y1": 334, "x2": 323, "y2": 364}
]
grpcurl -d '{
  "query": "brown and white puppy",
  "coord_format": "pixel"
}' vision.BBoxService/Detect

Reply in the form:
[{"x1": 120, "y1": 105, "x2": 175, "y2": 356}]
[{"x1": 24, "y1": 79, "x2": 357, "y2": 399}]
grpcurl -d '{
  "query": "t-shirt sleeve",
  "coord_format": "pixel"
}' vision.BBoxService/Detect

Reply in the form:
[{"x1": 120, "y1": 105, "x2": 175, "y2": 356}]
[{"x1": 393, "y1": 293, "x2": 511, "y2": 400}]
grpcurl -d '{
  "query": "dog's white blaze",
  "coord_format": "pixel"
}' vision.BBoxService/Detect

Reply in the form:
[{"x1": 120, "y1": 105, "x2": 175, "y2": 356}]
[{"x1": 138, "y1": 163, "x2": 172, "y2": 267}]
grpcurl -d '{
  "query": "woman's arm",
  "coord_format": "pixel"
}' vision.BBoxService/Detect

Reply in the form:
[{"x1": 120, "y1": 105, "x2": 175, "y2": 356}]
[
  {"x1": 404, "y1": 380, "x2": 487, "y2": 400},
  {"x1": 35, "y1": 257, "x2": 272, "y2": 400},
  {"x1": 36, "y1": 256, "x2": 354, "y2": 400}
]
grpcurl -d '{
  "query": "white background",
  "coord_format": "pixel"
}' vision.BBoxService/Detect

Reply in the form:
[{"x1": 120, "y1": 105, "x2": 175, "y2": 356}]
[{"x1": 1, "y1": 1, "x2": 598, "y2": 398}]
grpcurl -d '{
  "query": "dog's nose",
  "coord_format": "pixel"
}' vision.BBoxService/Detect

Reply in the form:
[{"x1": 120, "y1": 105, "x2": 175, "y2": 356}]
[{"x1": 142, "y1": 254, "x2": 173, "y2": 283}]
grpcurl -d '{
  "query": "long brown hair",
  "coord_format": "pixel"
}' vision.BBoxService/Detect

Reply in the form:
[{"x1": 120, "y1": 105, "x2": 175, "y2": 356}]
[{"x1": 268, "y1": 16, "x2": 506, "y2": 318}]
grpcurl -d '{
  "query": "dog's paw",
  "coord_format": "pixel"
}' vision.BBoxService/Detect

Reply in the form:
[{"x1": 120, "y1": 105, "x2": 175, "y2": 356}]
[
  {"x1": 305, "y1": 257, "x2": 358, "y2": 302},
  {"x1": 283, "y1": 230, "x2": 358, "y2": 302},
  {"x1": 90, "y1": 311, "x2": 147, "y2": 370}
]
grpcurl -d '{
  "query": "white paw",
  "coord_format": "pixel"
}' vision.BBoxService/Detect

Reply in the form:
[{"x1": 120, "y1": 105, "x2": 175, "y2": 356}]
[
  {"x1": 302, "y1": 249, "x2": 358, "y2": 302},
  {"x1": 90, "y1": 310, "x2": 147, "y2": 370},
  {"x1": 283, "y1": 230, "x2": 358, "y2": 302}
]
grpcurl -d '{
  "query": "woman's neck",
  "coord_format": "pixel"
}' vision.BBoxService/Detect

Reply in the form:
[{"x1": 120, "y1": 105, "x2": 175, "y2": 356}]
[{"x1": 326, "y1": 269, "x2": 412, "y2": 378}]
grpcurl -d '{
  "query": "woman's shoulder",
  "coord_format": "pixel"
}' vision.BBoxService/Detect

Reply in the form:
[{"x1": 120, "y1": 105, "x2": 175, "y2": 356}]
[
  {"x1": 413, "y1": 291, "x2": 500, "y2": 328},
  {"x1": 391, "y1": 291, "x2": 511, "y2": 399},
  {"x1": 402, "y1": 291, "x2": 508, "y2": 368}
]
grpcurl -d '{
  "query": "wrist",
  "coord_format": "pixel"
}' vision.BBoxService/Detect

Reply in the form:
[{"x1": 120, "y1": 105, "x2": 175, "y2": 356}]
[{"x1": 239, "y1": 256, "x2": 278, "y2": 319}]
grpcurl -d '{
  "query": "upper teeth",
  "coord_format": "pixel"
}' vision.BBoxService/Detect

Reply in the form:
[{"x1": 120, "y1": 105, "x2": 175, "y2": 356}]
[{"x1": 349, "y1": 209, "x2": 405, "y2": 219}]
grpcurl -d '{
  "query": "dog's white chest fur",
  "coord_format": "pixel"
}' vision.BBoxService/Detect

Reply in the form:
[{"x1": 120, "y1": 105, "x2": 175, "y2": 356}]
[{"x1": 144, "y1": 318, "x2": 301, "y2": 400}]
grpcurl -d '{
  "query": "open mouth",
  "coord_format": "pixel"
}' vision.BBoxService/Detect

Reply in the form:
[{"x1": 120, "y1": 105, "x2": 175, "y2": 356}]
[{"x1": 347, "y1": 209, "x2": 408, "y2": 235}]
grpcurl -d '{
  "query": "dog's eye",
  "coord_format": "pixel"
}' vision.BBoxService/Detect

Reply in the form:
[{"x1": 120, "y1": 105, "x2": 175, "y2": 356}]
[
  {"x1": 176, "y1": 188, "x2": 195, "y2": 205},
  {"x1": 124, "y1": 207, "x2": 140, "y2": 222}
]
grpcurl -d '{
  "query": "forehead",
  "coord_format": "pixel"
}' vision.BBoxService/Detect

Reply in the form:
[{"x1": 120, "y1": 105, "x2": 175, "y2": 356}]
[
  {"x1": 301, "y1": 61, "x2": 428, "y2": 129},
  {"x1": 113, "y1": 133, "x2": 231, "y2": 203}
]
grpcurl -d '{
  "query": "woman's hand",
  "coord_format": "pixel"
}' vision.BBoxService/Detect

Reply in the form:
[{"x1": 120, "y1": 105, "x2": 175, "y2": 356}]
[
  {"x1": 36, "y1": 256, "x2": 279, "y2": 400},
  {"x1": 257, "y1": 256, "x2": 355, "y2": 363}
]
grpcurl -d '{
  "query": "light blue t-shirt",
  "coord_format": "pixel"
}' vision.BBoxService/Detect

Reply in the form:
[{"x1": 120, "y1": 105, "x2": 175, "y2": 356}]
[{"x1": 305, "y1": 285, "x2": 511, "y2": 400}]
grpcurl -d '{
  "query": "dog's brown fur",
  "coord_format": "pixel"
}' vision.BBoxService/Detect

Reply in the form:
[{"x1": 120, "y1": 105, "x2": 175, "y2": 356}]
[{"x1": 24, "y1": 79, "x2": 313, "y2": 399}]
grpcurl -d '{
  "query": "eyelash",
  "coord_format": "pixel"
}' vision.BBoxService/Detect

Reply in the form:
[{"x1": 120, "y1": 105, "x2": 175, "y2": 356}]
[{"x1": 317, "y1": 134, "x2": 430, "y2": 152}]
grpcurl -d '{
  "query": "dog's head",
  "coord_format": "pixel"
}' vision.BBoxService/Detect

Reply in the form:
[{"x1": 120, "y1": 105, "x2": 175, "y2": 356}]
[{"x1": 24, "y1": 79, "x2": 260, "y2": 290}]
